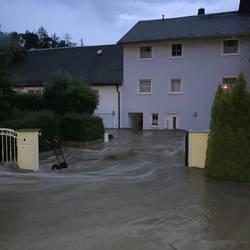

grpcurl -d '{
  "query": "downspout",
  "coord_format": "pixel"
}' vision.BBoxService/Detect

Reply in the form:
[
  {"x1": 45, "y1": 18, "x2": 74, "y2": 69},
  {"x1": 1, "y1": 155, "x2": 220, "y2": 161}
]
[{"x1": 115, "y1": 83, "x2": 121, "y2": 129}]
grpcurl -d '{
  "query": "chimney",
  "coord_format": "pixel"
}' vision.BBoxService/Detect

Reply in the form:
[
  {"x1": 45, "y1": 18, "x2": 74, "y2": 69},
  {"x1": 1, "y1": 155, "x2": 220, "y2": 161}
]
[{"x1": 198, "y1": 8, "x2": 205, "y2": 15}]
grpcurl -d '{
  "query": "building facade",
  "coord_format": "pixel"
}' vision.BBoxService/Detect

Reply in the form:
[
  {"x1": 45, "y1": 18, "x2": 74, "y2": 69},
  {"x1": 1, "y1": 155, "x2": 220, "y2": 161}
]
[{"x1": 118, "y1": 7, "x2": 250, "y2": 130}]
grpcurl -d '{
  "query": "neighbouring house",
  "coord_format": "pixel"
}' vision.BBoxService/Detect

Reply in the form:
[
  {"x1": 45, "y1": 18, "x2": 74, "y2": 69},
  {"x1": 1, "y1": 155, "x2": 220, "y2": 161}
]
[
  {"x1": 118, "y1": 0, "x2": 250, "y2": 130},
  {"x1": 11, "y1": 45, "x2": 123, "y2": 129}
]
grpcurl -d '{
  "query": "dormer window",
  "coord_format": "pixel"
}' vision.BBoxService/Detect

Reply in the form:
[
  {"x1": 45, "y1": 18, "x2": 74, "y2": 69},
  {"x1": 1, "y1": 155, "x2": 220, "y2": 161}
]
[
  {"x1": 139, "y1": 46, "x2": 152, "y2": 59},
  {"x1": 223, "y1": 39, "x2": 239, "y2": 55}
]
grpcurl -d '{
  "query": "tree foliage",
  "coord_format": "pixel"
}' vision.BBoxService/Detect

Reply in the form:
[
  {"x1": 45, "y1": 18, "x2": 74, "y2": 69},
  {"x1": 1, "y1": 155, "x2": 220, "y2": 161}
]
[
  {"x1": 0, "y1": 69, "x2": 15, "y2": 121},
  {"x1": 205, "y1": 73, "x2": 250, "y2": 182},
  {"x1": 43, "y1": 72, "x2": 99, "y2": 115}
]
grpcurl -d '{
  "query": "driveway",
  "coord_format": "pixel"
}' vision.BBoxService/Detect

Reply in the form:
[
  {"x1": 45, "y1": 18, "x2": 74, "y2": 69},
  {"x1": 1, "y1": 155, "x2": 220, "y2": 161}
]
[{"x1": 0, "y1": 130, "x2": 250, "y2": 250}]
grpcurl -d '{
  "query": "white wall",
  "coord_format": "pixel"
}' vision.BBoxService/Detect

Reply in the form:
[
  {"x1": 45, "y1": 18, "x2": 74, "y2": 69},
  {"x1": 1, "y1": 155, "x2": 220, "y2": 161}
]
[
  {"x1": 122, "y1": 38, "x2": 250, "y2": 130},
  {"x1": 15, "y1": 86, "x2": 44, "y2": 94},
  {"x1": 16, "y1": 85, "x2": 121, "y2": 129},
  {"x1": 92, "y1": 86, "x2": 121, "y2": 128}
]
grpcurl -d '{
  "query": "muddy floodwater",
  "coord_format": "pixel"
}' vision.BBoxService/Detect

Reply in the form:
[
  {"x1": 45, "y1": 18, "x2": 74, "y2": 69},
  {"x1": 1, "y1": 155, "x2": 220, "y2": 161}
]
[{"x1": 0, "y1": 130, "x2": 250, "y2": 250}]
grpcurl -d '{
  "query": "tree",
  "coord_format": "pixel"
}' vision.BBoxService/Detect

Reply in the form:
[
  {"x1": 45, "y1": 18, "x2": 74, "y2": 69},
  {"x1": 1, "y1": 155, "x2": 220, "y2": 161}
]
[
  {"x1": 20, "y1": 31, "x2": 39, "y2": 50},
  {"x1": 37, "y1": 26, "x2": 52, "y2": 48},
  {"x1": 0, "y1": 69, "x2": 15, "y2": 121},
  {"x1": 43, "y1": 72, "x2": 99, "y2": 115},
  {"x1": 205, "y1": 73, "x2": 250, "y2": 182},
  {"x1": 63, "y1": 33, "x2": 77, "y2": 47}
]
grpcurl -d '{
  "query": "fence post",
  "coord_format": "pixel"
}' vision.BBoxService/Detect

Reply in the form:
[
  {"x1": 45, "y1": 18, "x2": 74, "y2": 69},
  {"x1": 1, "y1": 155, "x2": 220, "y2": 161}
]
[
  {"x1": 187, "y1": 131, "x2": 209, "y2": 169},
  {"x1": 17, "y1": 129, "x2": 39, "y2": 171}
]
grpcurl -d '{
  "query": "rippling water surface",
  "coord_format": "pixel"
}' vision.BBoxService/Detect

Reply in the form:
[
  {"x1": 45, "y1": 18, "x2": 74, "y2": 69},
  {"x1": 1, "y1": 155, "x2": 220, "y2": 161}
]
[{"x1": 0, "y1": 130, "x2": 250, "y2": 250}]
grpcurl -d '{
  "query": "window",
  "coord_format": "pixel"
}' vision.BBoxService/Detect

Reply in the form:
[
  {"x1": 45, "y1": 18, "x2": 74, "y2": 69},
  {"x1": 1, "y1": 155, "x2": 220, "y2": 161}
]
[
  {"x1": 221, "y1": 77, "x2": 237, "y2": 90},
  {"x1": 172, "y1": 44, "x2": 183, "y2": 57},
  {"x1": 222, "y1": 77, "x2": 237, "y2": 85},
  {"x1": 140, "y1": 46, "x2": 152, "y2": 59},
  {"x1": 139, "y1": 80, "x2": 152, "y2": 94},
  {"x1": 28, "y1": 90, "x2": 42, "y2": 95},
  {"x1": 152, "y1": 113, "x2": 159, "y2": 126},
  {"x1": 223, "y1": 39, "x2": 238, "y2": 55},
  {"x1": 170, "y1": 78, "x2": 182, "y2": 94}
]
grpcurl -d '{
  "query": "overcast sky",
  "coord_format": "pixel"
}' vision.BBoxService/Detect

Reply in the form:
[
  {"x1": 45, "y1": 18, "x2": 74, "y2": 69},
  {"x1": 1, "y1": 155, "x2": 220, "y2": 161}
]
[{"x1": 0, "y1": 0, "x2": 240, "y2": 46}]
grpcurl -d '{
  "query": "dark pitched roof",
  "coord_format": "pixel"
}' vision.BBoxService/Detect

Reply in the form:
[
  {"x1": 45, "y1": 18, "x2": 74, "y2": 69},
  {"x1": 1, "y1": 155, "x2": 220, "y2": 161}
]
[
  {"x1": 11, "y1": 44, "x2": 123, "y2": 87},
  {"x1": 118, "y1": 11, "x2": 250, "y2": 44}
]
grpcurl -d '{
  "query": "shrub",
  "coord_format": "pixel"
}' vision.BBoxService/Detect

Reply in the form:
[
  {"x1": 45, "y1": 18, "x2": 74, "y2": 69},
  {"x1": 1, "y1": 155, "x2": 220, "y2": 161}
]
[
  {"x1": 0, "y1": 110, "x2": 58, "y2": 152},
  {"x1": 59, "y1": 113, "x2": 104, "y2": 142},
  {"x1": 205, "y1": 73, "x2": 250, "y2": 182},
  {"x1": 14, "y1": 93, "x2": 44, "y2": 111},
  {"x1": 0, "y1": 69, "x2": 15, "y2": 121},
  {"x1": 43, "y1": 72, "x2": 99, "y2": 115}
]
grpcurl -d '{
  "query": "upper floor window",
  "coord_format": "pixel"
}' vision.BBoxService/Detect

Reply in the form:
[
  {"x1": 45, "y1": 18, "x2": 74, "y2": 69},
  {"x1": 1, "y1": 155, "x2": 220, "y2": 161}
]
[
  {"x1": 170, "y1": 78, "x2": 182, "y2": 94},
  {"x1": 139, "y1": 79, "x2": 152, "y2": 94},
  {"x1": 223, "y1": 39, "x2": 239, "y2": 55},
  {"x1": 222, "y1": 77, "x2": 237, "y2": 85},
  {"x1": 140, "y1": 46, "x2": 152, "y2": 59},
  {"x1": 172, "y1": 44, "x2": 183, "y2": 57},
  {"x1": 152, "y1": 113, "x2": 159, "y2": 126}
]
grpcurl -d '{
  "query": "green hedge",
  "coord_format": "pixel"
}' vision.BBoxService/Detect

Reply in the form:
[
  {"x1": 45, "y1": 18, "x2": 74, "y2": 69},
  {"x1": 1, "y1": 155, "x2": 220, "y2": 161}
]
[
  {"x1": 14, "y1": 93, "x2": 45, "y2": 111},
  {"x1": 0, "y1": 110, "x2": 58, "y2": 152},
  {"x1": 59, "y1": 113, "x2": 104, "y2": 142},
  {"x1": 205, "y1": 73, "x2": 250, "y2": 182}
]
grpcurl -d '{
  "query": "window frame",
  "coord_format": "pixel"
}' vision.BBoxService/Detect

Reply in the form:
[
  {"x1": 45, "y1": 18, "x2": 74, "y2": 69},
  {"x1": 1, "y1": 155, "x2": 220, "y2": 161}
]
[
  {"x1": 151, "y1": 113, "x2": 159, "y2": 127},
  {"x1": 222, "y1": 39, "x2": 239, "y2": 56},
  {"x1": 169, "y1": 78, "x2": 183, "y2": 95},
  {"x1": 138, "y1": 79, "x2": 152, "y2": 95},
  {"x1": 222, "y1": 76, "x2": 237, "y2": 85},
  {"x1": 171, "y1": 43, "x2": 184, "y2": 58},
  {"x1": 138, "y1": 46, "x2": 153, "y2": 60}
]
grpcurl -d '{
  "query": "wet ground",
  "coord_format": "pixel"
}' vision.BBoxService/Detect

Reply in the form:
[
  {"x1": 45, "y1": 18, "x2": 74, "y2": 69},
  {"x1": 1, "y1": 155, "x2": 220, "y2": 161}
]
[{"x1": 0, "y1": 129, "x2": 250, "y2": 250}]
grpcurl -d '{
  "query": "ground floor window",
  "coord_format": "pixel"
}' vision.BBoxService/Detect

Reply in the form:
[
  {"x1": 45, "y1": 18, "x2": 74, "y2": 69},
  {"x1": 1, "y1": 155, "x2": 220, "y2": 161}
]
[
  {"x1": 28, "y1": 89, "x2": 43, "y2": 95},
  {"x1": 152, "y1": 113, "x2": 159, "y2": 126}
]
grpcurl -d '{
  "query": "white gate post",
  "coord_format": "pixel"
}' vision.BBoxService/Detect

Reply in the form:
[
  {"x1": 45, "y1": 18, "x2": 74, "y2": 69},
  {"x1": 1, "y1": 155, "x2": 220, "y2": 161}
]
[{"x1": 17, "y1": 129, "x2": 39, "y2": 171}]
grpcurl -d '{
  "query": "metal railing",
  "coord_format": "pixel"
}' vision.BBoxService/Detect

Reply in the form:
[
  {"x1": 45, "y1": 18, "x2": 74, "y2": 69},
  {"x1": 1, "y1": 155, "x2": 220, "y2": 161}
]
[{"x1": 0, "y1": 128, "x2": 17, "y2": 164}]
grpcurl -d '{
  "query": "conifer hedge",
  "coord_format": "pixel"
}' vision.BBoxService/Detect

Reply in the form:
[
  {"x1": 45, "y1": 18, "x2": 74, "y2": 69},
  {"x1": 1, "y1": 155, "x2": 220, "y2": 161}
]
[{"x1": 205, "y1": 73, "x2": 250, "y2": 182}]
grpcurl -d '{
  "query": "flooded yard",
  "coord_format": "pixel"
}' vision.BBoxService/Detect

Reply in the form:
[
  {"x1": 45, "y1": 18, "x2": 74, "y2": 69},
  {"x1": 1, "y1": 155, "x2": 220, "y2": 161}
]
[{"x1": 0, "y1": 130, "x2": 250, "y2": 250}]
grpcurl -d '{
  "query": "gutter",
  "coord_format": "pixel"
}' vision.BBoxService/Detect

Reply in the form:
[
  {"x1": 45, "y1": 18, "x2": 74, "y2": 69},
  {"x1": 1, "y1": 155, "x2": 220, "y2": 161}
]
[{"x1": 115, "y1": 83, "x2": 121, "y2": 129}]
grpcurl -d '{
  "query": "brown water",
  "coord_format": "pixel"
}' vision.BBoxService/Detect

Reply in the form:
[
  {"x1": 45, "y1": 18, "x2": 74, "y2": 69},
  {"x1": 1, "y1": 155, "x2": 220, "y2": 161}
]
[{"x1": 0, "y1": 130, "x2": 250, "y2": 250}]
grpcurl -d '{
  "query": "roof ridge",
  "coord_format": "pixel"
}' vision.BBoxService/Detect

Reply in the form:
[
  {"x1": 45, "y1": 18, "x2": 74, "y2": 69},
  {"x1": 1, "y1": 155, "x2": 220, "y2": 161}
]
[
  {"x1": 27, "y1": 44, "x2": 118, "y2": 52},
  {"x1": 138, "y1": 11, "x2": 238, "y2": 23}
]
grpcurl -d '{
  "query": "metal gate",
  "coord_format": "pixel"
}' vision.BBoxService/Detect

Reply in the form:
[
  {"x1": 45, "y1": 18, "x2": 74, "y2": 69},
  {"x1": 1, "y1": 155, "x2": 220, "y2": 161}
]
[{"x1": 0, "y1": 128, "x2": 17, "y2": 164}]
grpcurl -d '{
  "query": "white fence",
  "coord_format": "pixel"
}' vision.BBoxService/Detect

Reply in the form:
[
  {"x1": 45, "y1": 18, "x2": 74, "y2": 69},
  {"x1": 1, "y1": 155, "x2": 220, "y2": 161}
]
[{"x1": 0, "y1": 128, "x2": 17, "y2": 164}]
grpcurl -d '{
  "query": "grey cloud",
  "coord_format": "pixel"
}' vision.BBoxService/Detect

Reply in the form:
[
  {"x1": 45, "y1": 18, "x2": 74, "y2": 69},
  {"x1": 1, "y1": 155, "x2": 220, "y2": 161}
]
[{"x1": 0, "y1": 0, "x2": 240, "y2": 45}]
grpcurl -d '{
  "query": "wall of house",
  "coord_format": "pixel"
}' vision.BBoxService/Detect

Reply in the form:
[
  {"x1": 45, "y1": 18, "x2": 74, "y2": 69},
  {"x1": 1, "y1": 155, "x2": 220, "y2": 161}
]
[
  {"x1": 92, "y1": 86, "x2": 121, "y2": 129},
  {"x1": 122, "y1": 38, "x2": 250, "y2": 130},
  {"x1": 16, "y1": 85, "x2": 121, "y2": 129},
  {"x1": 15, "y1": 86, "x2": 44, "y2": 94}
]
